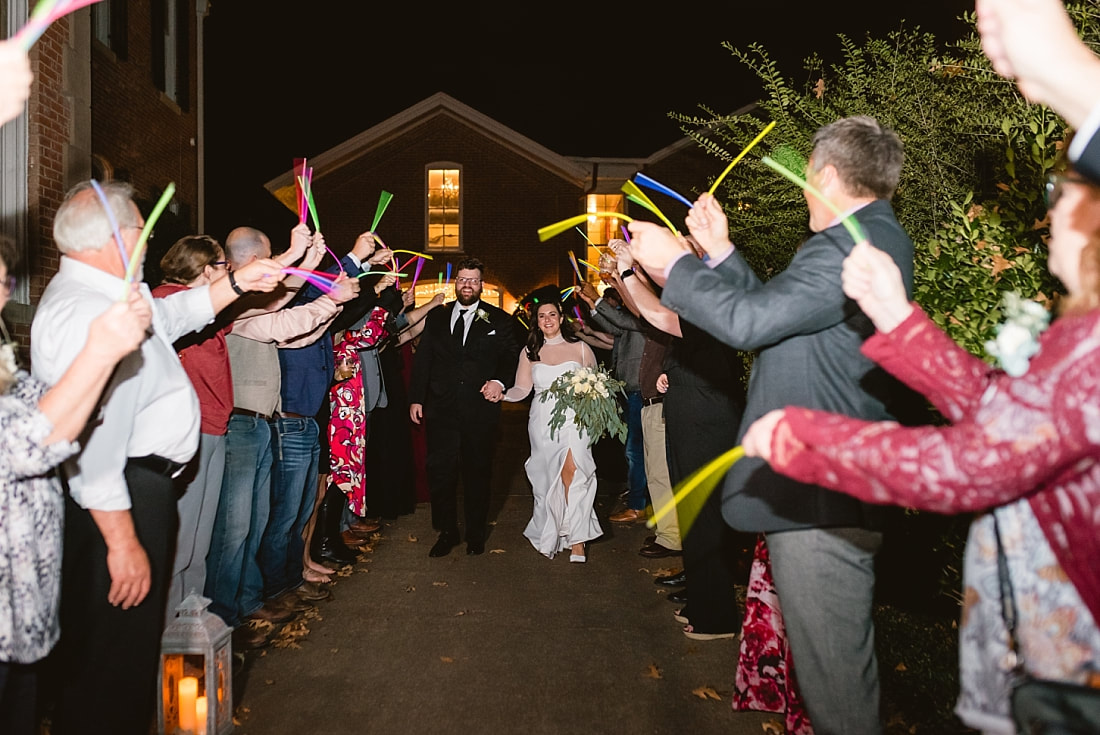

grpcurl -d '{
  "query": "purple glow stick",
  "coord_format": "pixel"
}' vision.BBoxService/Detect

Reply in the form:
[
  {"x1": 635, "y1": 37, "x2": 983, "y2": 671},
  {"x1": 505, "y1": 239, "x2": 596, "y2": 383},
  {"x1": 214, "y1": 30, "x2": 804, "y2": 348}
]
[
  {"x1": 621, "y1": 225, "x2": 631, "y2": 243},
  {"x1": 89, "y1": 180, "x2": 129, "y2": 272},
  {"x1": 411, "y1": 257, "x2": 425, "y2": 288}
]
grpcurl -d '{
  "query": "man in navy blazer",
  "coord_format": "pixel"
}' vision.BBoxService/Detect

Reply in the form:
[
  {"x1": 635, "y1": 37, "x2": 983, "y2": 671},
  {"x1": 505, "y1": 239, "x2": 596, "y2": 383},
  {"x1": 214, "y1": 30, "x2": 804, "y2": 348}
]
[
  {"x1": 409, "y1": 257, "x2": 520, "y2": 557},
  {"x1": 630, "y1": 116, "x2": 913, "y2": 734}
]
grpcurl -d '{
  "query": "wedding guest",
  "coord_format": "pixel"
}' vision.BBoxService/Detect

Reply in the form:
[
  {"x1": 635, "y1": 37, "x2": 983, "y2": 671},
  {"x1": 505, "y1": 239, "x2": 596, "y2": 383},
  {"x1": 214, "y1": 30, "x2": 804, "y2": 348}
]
[
  {"x1": 31, "y1": 181, "x2": 285, "y2": 735},
  {"x1": 741, "y1": 161, "x2": 1100, "y2": 733},
  {"x1": 630, "y1": 116, "x2": 913, "y2": 734},
  {"x1": 0, "y1": 236, "x2": 150, "y2": 735},
  {"x1": 503, "y1": 298, "x2": 602, "y2": 561}
]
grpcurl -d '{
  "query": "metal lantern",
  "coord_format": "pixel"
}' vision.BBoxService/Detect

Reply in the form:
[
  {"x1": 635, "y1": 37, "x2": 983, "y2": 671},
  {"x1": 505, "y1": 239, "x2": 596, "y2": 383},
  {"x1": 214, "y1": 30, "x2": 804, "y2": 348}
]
[{"x1": 158, "y1": 592, "x2": 233, "y2": 735}]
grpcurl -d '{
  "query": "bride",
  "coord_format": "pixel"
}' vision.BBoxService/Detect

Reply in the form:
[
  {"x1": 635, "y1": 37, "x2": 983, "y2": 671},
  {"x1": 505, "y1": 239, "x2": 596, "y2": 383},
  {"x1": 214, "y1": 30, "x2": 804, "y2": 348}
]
[{"x1": 503, "y1": 298, "x2": 603, "y2": 561}]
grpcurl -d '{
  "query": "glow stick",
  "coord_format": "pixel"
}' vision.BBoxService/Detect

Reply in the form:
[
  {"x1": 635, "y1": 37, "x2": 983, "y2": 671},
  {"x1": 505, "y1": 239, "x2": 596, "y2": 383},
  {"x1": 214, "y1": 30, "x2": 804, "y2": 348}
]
[
  {"x1": 708, "y1": 121, "x2": 777, "y2": 194},
  {"x1": 567, "y1": 252, "x2": 583, "y2": 280},
  {"x1": 622, "y1": 181, "x2": 679, "y2": 235},
  {"x1": 354, "y1": 270, "x2": 406, "y2": 278},
  {"x1": 445, "y1": 263, "x2": 452, "y2": 284},
  {"x1": 574, "y1": 226, "x2": 593, "y2": 245},
  {"x1": 560, "y1": 286, "x2": 575, "y2": 299},
  {"x1": 577, "y1": 258, "x2": 600, "y2": 271},
  {"x1": 370, "y1": 191, "x2": 393, "y2": 233},
  {"x1": 634, "y1": 173, "x2": 693, "y2": 209},
  {"x1": 573, "y1": 305, "x2": 583, "y2": 324},
  {"x1": 294, "y1": 159, "x2": 308, "y2": 224},
  {"x1": 537, "y1": 212, "x2": 633, "y2": 242},
  {"x1": 305, "y1": 177, "x2": 320, "y2": 232},
  {"x1": 647, "y1": 446, "x2": 744, "y2": 532},
  {"x1": 89, "y1": 180, "x2": 128, "y2": 274},
  {"x1": 123, "y1": 182, "x2": 175, "y2": 286},
  {"x1": 411, "y1": 257, "x2": 426, "y2": 288},
  {"x1": 15, "y1": 0, "x2": 104, "y2": 50},
  {"x1": 391, "y1": 249, "x2": 433, "y2": 261},
  {"x1": 283, "y1": 268, "x2": 338, "y2": 294},
  {"x1": 437, "y1": 272, "x2": 443, "y2": 288},
  {"x1": 621, "y1": 225, "x2": 631, "y2": 243},
  {"x1": 760, "y1": 155, "x2": 867, "y2": 244}
]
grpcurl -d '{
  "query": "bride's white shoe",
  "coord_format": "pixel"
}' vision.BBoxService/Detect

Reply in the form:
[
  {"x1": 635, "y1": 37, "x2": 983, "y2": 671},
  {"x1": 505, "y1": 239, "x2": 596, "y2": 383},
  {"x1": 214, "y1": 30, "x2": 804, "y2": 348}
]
[{"x1": 569, "y1": 553, "x2": 586, "y2": 563}]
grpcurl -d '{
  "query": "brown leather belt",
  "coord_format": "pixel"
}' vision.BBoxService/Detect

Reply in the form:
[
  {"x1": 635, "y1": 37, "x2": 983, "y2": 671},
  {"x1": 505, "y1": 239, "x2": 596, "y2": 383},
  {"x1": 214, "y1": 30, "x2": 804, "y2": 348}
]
[
  {"x1": 642, "y1": 396, "x2": 664, "y2": 407},
  {"x1": 231, "y1": 407, "x2": 272, "y2": 420},
  {"x1": 277, "y1": 411, "x2": 308, "y2": 419}
]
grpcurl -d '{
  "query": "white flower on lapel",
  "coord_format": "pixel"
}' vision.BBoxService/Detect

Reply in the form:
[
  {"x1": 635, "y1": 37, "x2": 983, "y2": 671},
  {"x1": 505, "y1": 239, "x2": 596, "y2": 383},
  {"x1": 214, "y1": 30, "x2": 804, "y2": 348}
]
[
  {"x1": 984, "y1": 291, "x2": 1050, "y2": 377},
  {"x1": 0, "y1": 342, "x2": 17, "y2": 376},
  {"x1": 475, "y1": 308, "x2": 491, "y2": 325}
]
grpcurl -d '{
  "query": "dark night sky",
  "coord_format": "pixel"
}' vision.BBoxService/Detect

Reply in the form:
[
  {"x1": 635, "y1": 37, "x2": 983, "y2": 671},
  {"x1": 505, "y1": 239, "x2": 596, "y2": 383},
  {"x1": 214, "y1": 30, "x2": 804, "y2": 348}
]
[{"x1": 202, "y1": 1, "x2": 973, "y2": 242}]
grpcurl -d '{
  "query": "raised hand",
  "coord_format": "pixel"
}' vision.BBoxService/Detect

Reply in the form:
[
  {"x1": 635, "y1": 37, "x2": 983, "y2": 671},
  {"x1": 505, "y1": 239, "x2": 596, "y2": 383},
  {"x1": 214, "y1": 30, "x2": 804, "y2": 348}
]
[
  {"x1": 300, "y1": 230, "x2": 326, "y2": 270},
  {"x1": 0, "y1": 40, "x2": 32, "y2": 127},
  {"x1": 276, "y1": 222, "x2": 312, "y2": 267},
  {"x1": 841, "y1": 240, "x2": 913, "y2": 333},
  {"x1": 577, "y1": 281, "x2": 600, "y2": 306},
  {"x1": 351, "y1": 232, "x2": 376, "y2": 261},
  {"x1": 684, "y1": 193, "x2": 732, "y2": 258},
  {"x1": 373, "y1": 274, "x2": 397, "y2": 294},
  {"x1": 231, "y1": 257, "x2": 287, "y2": 293},
  {"x1": 327, "y1": 273, "x2": 361, "y2": 304},
  {"x1": 625, "y1": 221, "x2": 689, "y2": 279},
  {"x1": 86, "y1": 288, "x2": 152, "y2": 364},
  {"x1": 741, "y1": 409, "x2": 786, "y2": 462},
  {"x1": 367, "y1": 246, "x2": 394, "y2": 266}
]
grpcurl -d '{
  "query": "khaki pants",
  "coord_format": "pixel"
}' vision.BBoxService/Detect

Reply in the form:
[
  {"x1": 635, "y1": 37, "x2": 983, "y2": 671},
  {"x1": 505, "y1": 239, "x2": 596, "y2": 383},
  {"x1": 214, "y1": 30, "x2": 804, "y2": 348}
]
[{"x1": 641, "y1": 402, "x2": 680, "y2": 550}]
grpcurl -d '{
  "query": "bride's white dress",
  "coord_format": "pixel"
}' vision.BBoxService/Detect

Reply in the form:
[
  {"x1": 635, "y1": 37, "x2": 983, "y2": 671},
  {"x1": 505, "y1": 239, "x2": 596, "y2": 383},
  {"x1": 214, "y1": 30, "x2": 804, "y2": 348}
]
[{"x1": 505, "y1": 338, "x2": 603, "y2": 558}]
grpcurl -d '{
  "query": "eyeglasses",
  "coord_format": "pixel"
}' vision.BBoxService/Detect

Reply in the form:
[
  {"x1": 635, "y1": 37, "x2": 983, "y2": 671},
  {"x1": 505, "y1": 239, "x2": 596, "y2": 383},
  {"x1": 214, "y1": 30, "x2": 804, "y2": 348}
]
[
  {"x1": 211, "y1": 260, "x2": 229, "y2": 269},
  {"x1": 455, "y1": 277, "x2": 481, "y2": 285},
  {"x1": 1045, "y1": 172, "x2": 1092, "y2": 208}
]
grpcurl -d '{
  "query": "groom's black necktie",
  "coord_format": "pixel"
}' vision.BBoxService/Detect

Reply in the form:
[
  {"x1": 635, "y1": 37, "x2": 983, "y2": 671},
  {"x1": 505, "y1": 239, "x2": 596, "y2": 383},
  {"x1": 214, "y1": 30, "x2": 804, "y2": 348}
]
[{"x1": 452, "y1": 309, "x2": 468, "y2": 345}]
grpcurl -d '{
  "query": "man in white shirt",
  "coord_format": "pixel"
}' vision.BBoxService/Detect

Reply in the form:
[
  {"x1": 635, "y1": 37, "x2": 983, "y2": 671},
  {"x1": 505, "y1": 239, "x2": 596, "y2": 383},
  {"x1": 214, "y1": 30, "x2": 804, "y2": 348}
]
[{"x1": 31, "y1": 181, "x2": 284, "y2": 735}]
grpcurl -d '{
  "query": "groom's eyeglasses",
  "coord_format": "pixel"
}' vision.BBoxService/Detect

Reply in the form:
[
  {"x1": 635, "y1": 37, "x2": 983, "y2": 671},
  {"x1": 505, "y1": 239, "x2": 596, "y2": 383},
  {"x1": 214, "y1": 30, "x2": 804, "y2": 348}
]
[
  {"x1": 455, "y1": 277, "x2": 481, "y2": 285},
  {"x1": 1045, "y1": 172, "x2": 1091, "y2": 209}
]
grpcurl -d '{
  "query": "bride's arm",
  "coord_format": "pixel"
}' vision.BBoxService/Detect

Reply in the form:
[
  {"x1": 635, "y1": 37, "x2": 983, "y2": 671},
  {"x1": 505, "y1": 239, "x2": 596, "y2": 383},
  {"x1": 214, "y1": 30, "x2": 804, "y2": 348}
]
[
  {"x1": 502, "y1": 350, "x2": 533, "y2": 402},
  {"x1": 580, "y1": 341, "x2": 597, "y2": 369}
]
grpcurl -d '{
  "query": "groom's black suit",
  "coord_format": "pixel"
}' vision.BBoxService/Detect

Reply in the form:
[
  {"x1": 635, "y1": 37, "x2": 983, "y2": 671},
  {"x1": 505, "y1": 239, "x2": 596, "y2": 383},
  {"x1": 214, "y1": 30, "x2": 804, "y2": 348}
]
[{"x1": 409, "y1": 300, "x2": 519, "y2": 545}]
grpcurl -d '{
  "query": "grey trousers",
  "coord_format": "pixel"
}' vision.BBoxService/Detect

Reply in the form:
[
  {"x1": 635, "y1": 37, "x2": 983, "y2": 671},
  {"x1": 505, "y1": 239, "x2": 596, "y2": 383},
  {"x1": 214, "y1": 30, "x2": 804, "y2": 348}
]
[
  {"x1": 167, "y1": 432, "x2": 226, "y2": 619},
  {"x1": 766, "y1": 526, "x2": 884, "y2": 735}
]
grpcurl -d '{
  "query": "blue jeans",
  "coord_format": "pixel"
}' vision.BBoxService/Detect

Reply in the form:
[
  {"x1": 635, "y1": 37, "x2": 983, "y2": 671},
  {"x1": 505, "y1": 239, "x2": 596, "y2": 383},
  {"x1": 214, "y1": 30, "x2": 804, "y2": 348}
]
[
  {"x1": 204, "y1": 415, "x2": 272, "y2": 627},
  {"x1": 259, "y1": 416, "x2": 319, "y2": 600},
  {"x1": 624, "y1": 390, "x2": 648, "y2": 510}
]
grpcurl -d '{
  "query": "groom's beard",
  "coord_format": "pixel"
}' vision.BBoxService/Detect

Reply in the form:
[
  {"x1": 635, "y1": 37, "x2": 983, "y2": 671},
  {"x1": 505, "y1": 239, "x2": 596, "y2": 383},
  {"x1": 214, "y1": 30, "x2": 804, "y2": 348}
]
[{"x1": 456, "y1": 286, "x2": 481, "y2": 306}]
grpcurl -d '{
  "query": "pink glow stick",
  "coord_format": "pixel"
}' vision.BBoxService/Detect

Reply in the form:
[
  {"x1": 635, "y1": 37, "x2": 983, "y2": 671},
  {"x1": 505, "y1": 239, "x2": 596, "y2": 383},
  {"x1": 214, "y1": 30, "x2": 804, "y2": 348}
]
[
  {"x1": 621, "y1": 225, "x2": 631, "y2": 243},
  {"x1": 15, "y1": 0, "x2": 103, "y2": 50}
]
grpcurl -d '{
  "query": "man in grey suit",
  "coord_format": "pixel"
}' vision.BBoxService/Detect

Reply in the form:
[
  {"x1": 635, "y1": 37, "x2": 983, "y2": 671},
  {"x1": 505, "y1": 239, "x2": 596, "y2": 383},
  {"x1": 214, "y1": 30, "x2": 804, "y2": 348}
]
[{"x1": 629, "y1": 116, "x2": 913, "y2": 735}]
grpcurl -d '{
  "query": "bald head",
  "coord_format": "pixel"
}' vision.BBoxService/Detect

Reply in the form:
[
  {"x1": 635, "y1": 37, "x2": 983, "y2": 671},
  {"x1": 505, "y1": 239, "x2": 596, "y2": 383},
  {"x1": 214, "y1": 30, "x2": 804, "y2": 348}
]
[{"x1": 225, "y1": 226, "x2": 271, "y2": 269}]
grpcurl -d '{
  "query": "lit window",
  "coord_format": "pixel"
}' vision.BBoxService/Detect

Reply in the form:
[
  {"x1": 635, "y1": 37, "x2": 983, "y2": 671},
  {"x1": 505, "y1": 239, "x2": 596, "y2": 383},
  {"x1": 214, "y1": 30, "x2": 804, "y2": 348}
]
[
  {"x1": 427, "y1": 166, "x2": 460, "y2": 251},
  {"x1": 585, "y1": 194, "x2": 624, "y2": 246}
]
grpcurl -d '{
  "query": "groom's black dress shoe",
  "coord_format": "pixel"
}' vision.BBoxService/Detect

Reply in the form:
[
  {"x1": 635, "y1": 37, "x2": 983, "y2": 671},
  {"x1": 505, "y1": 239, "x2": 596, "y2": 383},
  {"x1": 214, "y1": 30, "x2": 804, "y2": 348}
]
[
  {"x1": 667, "y1": 589, "x2": 688, "y2": 605},
  {"x1": 466, "y1": 539, "x2": 485, "y2": 556},
  {"x1": 654, "y1": 570, "x2": 687, "y2": 587},
  {"x1": 429, "y1": 532, "x2": 460, "y2": 558}
]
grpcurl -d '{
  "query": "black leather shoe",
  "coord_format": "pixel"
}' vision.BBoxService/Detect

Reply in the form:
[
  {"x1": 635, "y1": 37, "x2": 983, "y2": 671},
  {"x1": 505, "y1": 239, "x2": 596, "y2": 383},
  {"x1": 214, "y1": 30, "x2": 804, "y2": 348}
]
[
  {"x1": 466, "y1": 539, "x2": 485, "y2": 555},
  {"x1": 429, "y1": 532, "x2": 460, "y2": 558},
  {"x1": 667, "y1": 589, "x2": 688, "y2": 604},
  {"x1": 639, "y1": 541, "x2": 682, "y2": 558},
  {"x1": 654, "y1": 571, "x2": 687, "y2": 587}
]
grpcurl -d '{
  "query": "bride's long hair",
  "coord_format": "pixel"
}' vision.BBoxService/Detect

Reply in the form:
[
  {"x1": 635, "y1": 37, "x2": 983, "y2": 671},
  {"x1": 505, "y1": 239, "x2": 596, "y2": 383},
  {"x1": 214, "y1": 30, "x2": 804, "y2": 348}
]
[{"x1": 525, "y1": 300, "x2": 579, "y2": 362}]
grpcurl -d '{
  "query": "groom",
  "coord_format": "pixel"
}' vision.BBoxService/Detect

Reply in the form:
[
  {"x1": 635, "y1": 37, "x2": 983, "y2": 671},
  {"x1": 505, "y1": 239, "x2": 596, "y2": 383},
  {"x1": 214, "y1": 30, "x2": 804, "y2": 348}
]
[{"x1": 409, "y1": 257, "x2": 520, "y2": 556}]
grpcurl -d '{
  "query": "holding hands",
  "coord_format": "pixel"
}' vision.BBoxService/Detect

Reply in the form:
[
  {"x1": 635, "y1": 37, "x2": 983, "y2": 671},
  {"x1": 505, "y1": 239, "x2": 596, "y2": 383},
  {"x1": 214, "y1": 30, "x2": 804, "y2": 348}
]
[
  {"x1": 841, "y1": 241, "x2": 913, "y2": 333},
  {"x1": 481, "y1": 381, "x2": 504, "y2": 403}
]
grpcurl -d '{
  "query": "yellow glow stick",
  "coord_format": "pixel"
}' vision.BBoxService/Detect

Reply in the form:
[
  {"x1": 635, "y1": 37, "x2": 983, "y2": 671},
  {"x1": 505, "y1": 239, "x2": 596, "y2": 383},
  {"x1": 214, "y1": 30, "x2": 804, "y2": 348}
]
[
  {"x1": 390, "y1": 249, "x2": 433, "y2": 261},
  {"x1": 708, "y1": 121, "x2": 777, "y2": 195},
  {"x1": 622, "y1": 181, "x2": 679, "y2": 235},
  {"x1": 537, "y1": 212, "x2": 633, "y2": 242},
  {"x1": 577, "y1": 258, "x2": 600, "y2": 270},
  {"x1": 647, "y1": 445, "x2": 744, "y2": 530}
]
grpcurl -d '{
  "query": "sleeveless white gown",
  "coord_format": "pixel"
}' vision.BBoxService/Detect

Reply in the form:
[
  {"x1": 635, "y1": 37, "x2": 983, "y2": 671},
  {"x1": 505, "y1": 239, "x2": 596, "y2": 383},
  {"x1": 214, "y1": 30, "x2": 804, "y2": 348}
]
[{"x1": 523, "y1": 360, "x2": 603, "y2": 558}]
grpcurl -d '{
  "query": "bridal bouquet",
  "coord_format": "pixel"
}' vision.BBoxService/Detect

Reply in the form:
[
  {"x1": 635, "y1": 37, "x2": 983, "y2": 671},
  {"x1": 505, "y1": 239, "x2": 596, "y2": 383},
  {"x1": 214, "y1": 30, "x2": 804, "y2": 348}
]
[{"x1": 540, "y1": 365, "x2": 627, "y2": 445}]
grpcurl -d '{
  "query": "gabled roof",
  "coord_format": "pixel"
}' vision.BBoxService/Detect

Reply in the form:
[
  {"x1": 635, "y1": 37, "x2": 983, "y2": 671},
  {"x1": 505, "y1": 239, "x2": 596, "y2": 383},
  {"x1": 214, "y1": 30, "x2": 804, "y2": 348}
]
[{"x1": 264, "y1": 92, "x2": 591, "y2": 201}]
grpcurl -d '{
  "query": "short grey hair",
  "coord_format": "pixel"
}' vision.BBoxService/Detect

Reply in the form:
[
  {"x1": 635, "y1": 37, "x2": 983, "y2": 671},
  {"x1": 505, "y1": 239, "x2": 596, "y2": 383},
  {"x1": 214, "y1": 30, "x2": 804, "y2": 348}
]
[
  {"x1": 224, "y1": 226, "x2": 270, "y2": 268},
  {"x1": 53, "y1": 180, "x2": 141, "y2": 254},
  {"x1": 810, "y1": 116, "x2": 904, "y2": 201}
]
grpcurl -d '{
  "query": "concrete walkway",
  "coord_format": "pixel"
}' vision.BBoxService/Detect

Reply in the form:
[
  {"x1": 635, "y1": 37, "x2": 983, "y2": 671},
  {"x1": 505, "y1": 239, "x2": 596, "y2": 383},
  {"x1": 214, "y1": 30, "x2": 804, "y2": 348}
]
[{"x1": 232, "y1": 403, "x2": 775, "y2": 735}]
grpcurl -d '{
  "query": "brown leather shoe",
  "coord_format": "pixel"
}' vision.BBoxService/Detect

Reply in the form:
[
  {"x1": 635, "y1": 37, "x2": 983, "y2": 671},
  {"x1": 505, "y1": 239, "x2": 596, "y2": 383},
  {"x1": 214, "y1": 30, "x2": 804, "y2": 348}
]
[
  {"x1": 341, "y1": 530, "x2": 369, "y2": 549},
  {"x1": 609, "y1": 508, "x2": 647, "y2": 523},
  {"x1": 349, "y1": 517, "x2": 381, "y2": 534},
  {"x1": 273, "y1": 590, "x2": 312, "y2": 612},
  {"x1": 244, "y1": 602, "x2": 295, "y2": 625},
  {"x1": 232, "y1": 624, "x2": 270, "y2": 651},
  {"x1": 295, "y1": 581, "x2": 332, "y2": 602}
]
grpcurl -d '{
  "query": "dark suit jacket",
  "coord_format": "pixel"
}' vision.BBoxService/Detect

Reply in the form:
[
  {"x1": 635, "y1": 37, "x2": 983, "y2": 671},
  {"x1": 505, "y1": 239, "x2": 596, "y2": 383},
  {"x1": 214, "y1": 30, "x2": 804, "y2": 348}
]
[
  {"x1": 662, "y1": 199, "x2": 916, "y2": 533},
  {"x1": 408, "y1": 300, "x2": 520, "y2": 425},
  {"x1": 1075, "y1": 127, "x2": 1100, "y2": 185}
]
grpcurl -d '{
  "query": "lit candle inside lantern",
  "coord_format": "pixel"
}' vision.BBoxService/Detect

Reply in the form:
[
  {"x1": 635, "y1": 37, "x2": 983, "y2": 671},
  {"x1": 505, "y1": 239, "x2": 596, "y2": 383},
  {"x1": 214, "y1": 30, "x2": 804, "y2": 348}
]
[
  {"x1": 179, "y1": 676, "x2": 198, "y2": 733},
  {"x1": 195, "y1": 695, "x2": 208, "y2": 735}
]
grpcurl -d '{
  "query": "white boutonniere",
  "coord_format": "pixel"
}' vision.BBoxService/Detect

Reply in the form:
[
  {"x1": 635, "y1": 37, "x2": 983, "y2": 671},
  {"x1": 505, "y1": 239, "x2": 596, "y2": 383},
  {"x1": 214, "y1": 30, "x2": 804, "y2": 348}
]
[
  {"x1": 985, "y1": 291, "x2": 1050, "y2": 377},
  {"x1": 475, "y1": 308, "x2": 491, "y2": 325},
  {"x1": 0, "y1": 342, "x2": 17, "y2": 376}
]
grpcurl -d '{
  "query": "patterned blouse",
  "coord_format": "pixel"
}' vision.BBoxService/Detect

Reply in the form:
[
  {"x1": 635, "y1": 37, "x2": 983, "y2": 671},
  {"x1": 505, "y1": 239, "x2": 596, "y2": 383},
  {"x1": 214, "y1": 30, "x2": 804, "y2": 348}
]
[
  {"x1": 768, "y1": 306, "x2": 1100, "y2": 732},
  {"x1": 0, "y1": 372, "x2": 77, "y2": 663}
]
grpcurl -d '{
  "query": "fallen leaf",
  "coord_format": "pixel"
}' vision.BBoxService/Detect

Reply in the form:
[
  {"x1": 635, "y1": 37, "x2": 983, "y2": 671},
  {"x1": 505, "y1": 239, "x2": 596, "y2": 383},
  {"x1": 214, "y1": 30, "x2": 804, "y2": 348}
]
[
  {"x1": 895, "y1": 662, "x2": 908, "y2": 672},
  {"x1": 356, "y1": 568, "x2": 369, "y2": 573},
  {"x1": 330, "y1": 648, "x2": 339, "y2": 653},
  {"x1": 265, "y1": 679, "x2": 274, "y2": 685},
  {"x1": 440, "y1": 656, "x2": 454, "y2": 663},
  {"x1": 966, "y1": 203, "x2": 984, "y2": 221},
  {"x1": 761, "y1": 719, "x2": 785, "y2": 734},
  {"x1": 813, "y1": 78, "x2": 825, "y2": 99},
  {"x1": 989, "y1": 253, "x2": 1012, "y2": 277},
  {"x1": 433, "y1": 581, "x2": 448, "y2": 587},
  {"x1": 996, "y1": 182, "x2": 1011, "y2": 191},
  {"x1": 454, "y1": 610, "x2": 467, "y2": 616},
  {"x1": 404, "y1": 585, "x2": 416, "y2": 592},
  {"x1": 691, "y1": 686, "x2": 722, "y2": 701},
  {"x1": 489, "y1": 549, "x2": 506, "y2": 554},
  {"x1": 644, "y1": 664, "x2": 662, "y2": 679},
  {"x1": 408, "y1": 534, "x2": 418, "y2": 543}
]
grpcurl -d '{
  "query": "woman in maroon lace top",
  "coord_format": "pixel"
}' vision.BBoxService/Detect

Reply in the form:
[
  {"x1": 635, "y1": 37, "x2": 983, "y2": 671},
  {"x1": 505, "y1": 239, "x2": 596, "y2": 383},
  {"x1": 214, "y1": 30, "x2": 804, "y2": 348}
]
[{"x1": 742, "y1": 168, "x2": 1100, "y2": 732}]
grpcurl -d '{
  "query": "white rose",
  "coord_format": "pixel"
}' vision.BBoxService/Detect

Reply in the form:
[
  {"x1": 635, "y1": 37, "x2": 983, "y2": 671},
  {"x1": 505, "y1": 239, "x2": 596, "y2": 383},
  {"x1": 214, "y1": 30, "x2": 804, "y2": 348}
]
[
  {"x1": 986, "y1": 322, "x2": 1039, "y2": 377},
  {"x1": 574, "y1": 382, "x2": 591, "y2": 395},
  {"x1": 570, "y1": 374, "x2": 584, "y2": 385},
  {"x1": 594, "y1": 382, "x2": 608, "y2": 396}
]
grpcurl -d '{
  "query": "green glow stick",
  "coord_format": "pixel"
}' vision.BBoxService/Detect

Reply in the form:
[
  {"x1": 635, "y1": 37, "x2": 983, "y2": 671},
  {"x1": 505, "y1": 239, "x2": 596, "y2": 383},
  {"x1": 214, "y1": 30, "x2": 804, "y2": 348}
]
[
  {"x1": 622, "y1": 181, "x2": 679, "y2": 235},
  {"x1": 575, "y1": 226, "x2": 593, "y2": 245},
  {"x1": 121, "y1": 182, "x2": 175, "y2": 293},
  {"x1": 647, "y1": 445, "x2": 744, "y2": 533},
  {"x1": 306, "y1": 184, "x2": 320, "y2": 232},
  {"x1": 708, "y1": 121, "x2": 776, "y2": 194},
  {"x1": 370, "y1": 190, "x2": 393, "y2": 233},
  {"x1": 760, "y1": 156, "x2": 867, "y2": 244}
]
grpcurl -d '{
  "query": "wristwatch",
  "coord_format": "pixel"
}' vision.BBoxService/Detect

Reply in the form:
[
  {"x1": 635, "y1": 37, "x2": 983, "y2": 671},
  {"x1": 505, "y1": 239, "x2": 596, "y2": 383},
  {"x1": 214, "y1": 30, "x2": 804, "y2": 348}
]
[{"x1": 620, "y1": 268, "x2": 635, "y2": 280}]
